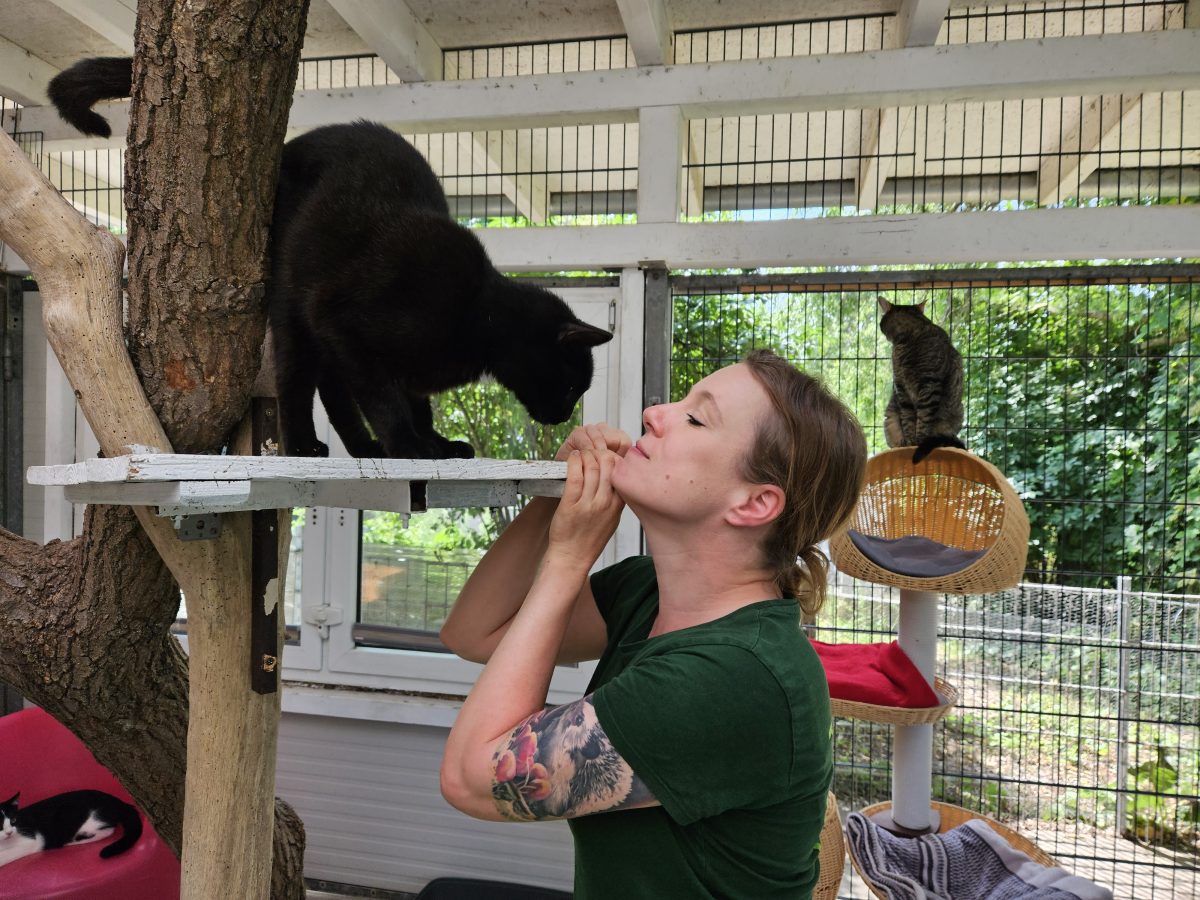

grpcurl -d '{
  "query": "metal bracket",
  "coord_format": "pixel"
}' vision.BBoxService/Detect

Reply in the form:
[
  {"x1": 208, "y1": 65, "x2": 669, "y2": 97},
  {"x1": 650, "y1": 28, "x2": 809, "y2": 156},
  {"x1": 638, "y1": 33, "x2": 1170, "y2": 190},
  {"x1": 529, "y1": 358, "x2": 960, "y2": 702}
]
[{"x1": 174, "y1": 513, "x2": 222, "y2": 541}]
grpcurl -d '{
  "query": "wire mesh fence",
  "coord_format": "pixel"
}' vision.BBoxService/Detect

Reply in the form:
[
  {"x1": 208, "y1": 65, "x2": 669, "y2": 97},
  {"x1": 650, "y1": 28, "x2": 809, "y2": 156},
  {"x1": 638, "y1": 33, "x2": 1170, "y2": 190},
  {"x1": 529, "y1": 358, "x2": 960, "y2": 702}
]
[{"x1": 670, "y1": 267, "x2": 1199, "y2": 898}]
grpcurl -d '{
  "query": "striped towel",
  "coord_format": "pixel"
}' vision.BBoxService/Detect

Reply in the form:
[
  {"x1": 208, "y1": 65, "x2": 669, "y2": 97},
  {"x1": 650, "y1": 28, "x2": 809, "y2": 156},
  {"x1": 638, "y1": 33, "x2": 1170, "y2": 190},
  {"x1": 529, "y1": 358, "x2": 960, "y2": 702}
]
[{"x1": 845, "y1": 811, "x2": 1113, "y2": 900}]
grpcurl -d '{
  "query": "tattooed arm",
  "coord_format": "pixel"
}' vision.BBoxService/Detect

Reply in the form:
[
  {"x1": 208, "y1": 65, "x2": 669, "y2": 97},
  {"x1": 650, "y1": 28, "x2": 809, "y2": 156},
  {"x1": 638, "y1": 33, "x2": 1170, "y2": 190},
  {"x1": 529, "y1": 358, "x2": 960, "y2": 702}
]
[
  {"x1": 441, "y1": 448, "x2": 641, "y2": 821},
  {"x1": 458, "y1": 694, "x2": 660, "y2": 822}
]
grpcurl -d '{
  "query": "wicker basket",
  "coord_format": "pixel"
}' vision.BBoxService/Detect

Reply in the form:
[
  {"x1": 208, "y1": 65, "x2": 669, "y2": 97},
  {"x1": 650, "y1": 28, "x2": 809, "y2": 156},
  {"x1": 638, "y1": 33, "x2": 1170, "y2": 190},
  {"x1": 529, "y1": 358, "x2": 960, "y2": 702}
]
[
  {"x1": 848, "y1": 800, "x2": 1057, "y2": 899},
  {"x1": 814, "y1": 791, "x2": 845, "y2": 900},
  {"x1": 830, "y1": 676, "x2": 959, "y2": 725},
  {"x1": 830, "y1": 447, "x2": 1029, "y2": 594}
]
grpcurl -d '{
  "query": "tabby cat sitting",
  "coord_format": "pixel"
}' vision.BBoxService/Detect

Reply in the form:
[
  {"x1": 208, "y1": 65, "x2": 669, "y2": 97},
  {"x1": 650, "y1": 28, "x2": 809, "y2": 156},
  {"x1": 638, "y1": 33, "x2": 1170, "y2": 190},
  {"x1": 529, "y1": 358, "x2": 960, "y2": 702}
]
[{"x1": 877, "y1": 296, "x2": 966, "y2": 464}]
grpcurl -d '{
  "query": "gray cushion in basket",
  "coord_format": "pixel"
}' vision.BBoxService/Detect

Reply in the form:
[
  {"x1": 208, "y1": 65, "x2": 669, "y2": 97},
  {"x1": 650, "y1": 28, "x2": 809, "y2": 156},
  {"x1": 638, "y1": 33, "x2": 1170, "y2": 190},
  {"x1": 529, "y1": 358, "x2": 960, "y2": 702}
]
[{"x1": 848, "y1": 530, "x2": 987, "y2": 578}]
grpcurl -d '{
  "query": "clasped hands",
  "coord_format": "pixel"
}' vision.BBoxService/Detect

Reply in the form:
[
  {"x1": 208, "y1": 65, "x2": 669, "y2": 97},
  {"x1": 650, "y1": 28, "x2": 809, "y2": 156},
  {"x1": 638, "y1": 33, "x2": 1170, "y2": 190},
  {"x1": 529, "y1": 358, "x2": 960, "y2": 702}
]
[{"x1": 546, "y1": 423, "x2": 632, "y2": 571}]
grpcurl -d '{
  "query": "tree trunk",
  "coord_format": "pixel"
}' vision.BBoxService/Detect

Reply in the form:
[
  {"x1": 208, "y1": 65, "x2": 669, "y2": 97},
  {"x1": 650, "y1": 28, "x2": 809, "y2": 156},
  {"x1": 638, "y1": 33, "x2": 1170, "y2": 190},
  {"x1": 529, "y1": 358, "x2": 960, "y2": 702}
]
[{"x1": 0, "y1": 1, "x2": 311, "y2": 897}]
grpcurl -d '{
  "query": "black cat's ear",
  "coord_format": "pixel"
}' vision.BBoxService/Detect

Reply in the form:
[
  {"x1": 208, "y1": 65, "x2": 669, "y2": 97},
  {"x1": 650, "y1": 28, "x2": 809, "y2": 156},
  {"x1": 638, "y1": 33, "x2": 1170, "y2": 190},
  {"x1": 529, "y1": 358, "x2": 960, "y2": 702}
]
[
  {"x1": 876, "y1": 296, "x2": 892, "y2": 313},
  {"x1": 559, "y1": 322, "x2": 612, "y2": 347},
  {"x1": 3, "y1": 792, "x2": 17, "y2": 805}
]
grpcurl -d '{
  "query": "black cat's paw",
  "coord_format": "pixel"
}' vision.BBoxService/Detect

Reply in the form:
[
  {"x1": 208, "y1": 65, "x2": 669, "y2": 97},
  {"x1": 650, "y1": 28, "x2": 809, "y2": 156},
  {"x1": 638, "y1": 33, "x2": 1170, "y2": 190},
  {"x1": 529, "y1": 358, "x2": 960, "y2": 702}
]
[
  {"x1": 445, "y1": 440, "x2": 475, "y2": 459},
  {"x1": 289, "y1": 438, "x2": 329, "y2": 458}
]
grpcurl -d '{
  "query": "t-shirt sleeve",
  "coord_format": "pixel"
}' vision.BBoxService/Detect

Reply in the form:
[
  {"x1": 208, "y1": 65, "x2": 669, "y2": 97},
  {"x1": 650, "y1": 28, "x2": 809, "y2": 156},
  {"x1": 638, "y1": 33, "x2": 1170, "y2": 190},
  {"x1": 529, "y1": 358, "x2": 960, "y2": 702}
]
[{"x1": 591, "y1": 643, "x2": 794, "y2": 826}]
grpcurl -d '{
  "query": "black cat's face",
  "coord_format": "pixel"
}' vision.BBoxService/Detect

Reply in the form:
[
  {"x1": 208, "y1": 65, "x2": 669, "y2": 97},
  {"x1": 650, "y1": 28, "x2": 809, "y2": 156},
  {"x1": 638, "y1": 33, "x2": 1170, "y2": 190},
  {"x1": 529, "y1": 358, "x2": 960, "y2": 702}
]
[
  {"x1": 0, "y1": 793, "x2": 17, "y2": 838},
  {"x1": 507, "y1": 320, "x2": 612, "y2": 424}
]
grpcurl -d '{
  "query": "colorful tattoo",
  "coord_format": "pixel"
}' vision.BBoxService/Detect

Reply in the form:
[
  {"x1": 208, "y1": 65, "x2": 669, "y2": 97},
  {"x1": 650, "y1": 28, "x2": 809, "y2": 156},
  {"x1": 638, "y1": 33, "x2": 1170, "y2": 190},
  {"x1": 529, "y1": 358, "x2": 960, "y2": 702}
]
[{"x1": 490, "y1": 695, "x2": 657, "y2": 821}]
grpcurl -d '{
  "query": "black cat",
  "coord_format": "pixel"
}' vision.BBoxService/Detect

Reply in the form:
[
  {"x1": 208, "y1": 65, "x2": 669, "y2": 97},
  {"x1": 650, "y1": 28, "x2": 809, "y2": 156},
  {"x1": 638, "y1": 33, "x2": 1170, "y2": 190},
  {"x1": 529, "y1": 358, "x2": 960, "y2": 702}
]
[
  {"x1": 0, "y1": 790, "x2": 142, "y2": 867},
  {"x1": 877, "y1": 296, "x2": 966, "y2": 464},
  {"x1": 48, "y1": 59, "x2": 613, "y2": 459}
]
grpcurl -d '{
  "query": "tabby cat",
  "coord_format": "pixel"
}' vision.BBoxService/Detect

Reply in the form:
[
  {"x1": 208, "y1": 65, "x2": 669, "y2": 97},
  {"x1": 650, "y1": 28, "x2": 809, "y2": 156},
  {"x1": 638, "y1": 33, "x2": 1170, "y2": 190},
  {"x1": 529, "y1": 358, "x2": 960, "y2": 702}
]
[
  {"x1": 48, "y1": 59, "x2": 613, "y2": 459},
  {"x1": 877, "y1": 296, "x2": 966, "y2": 464},
  {"x1": 0, "y1": 790, "x2": 142, "y2": 867}
]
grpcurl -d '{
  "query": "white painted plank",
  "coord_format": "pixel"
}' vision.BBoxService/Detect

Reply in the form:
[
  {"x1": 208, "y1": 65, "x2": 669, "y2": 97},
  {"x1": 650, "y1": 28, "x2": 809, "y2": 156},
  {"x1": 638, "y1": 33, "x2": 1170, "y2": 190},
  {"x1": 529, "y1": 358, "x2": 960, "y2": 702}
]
[
  {"x1": 16, "y1": 31, "x2": 1200, "y2": 147},
  {"x1": 471, "y1": 204, "x2": 1200, "y2": 270}
]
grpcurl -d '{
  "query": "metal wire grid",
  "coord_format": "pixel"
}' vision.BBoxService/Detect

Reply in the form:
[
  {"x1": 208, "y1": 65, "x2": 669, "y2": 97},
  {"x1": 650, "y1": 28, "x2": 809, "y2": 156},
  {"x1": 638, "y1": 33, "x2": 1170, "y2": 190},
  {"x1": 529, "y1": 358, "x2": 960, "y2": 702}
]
[
  {"x1": 669, "y1": 268, "x2": 1199, "y2": 898},
  {"x1": 680, "y1": 4, "x2": 1198, "y2": 218}
]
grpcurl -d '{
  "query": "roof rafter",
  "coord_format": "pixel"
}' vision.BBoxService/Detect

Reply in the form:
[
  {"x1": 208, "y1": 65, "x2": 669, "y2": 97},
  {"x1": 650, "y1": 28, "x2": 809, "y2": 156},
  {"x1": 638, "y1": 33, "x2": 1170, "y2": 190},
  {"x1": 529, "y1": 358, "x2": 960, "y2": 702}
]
[
  {"x1": 0, "y1": 34, "x2": 57, "y2": 106},
  {"x1": 1037, "y1": 3, "x2": 1185, "y2": 206},
  {"x1": 615, "y1": 0, "x2": 672, "y2": 67},
  {"x1": 327, "y1": 0, "x2": 548, "y2": 221},
  {"x1": 857, "y1": 0, "x2": 949, "y2": 212},
  {"x1": 45, "y1": 0, "x2": 135, "y2": 53}
]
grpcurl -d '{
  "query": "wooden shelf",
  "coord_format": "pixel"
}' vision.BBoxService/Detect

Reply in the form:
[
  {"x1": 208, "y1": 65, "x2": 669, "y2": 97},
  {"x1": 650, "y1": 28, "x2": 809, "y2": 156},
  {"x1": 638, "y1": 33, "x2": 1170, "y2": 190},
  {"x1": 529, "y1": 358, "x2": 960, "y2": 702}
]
[{"x1": 27, "y1": 452, "x2": 567, "y2": 516}]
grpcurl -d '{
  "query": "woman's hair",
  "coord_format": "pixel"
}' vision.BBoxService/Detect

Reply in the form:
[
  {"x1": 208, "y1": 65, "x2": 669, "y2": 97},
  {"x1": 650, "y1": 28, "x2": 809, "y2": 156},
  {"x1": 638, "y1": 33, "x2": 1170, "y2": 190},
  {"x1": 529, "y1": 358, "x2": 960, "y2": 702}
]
[{"x1": 741, "y1": 349, "x2": 868, "y2": 616}]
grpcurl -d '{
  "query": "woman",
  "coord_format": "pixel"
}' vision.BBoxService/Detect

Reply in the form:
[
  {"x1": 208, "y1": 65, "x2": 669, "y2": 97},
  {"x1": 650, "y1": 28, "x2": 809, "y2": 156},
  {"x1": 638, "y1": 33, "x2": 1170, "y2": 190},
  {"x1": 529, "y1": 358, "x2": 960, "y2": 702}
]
[{"x1": 440, "y1": 350, "x2": 867, "y2": 899}]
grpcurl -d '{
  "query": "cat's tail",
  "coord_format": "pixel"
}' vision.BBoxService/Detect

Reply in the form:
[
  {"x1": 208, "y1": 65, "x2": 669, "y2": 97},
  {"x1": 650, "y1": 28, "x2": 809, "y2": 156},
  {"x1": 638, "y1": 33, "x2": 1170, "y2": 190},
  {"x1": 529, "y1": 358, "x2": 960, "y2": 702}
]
[
  {"x1": 47, "y1": 57, "x2": 133, "y2": 138},
  {"x1": 911, "y1": 434, "x2": 966, "y2": 465},
  {"x1": 98, "y1": 800, "x2": 143, "y2": 858}
]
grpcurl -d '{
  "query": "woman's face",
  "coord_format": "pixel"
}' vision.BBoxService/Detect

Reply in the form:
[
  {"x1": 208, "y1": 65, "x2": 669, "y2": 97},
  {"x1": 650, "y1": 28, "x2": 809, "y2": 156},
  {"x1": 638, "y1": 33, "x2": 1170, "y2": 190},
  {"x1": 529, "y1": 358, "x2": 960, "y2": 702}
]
[{"x1": 613, "y1": 362, "x2": 773, "y2": 524}]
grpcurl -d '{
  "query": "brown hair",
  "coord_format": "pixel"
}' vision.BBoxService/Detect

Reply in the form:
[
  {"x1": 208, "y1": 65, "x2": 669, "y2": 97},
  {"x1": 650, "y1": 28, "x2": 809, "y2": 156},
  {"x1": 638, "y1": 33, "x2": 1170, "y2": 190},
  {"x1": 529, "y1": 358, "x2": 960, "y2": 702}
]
[{"x1": 741, "y1": 349, "x2": 868, "y2": 616}]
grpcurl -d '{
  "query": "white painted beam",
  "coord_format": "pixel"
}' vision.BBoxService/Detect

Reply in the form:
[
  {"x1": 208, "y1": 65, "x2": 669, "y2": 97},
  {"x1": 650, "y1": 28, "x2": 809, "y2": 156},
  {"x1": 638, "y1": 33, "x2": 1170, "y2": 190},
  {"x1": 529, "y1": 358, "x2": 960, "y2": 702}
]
[
  {"x1": 0, "y1": 35, "x2": 57, "y2": 106},
  {"x1": 615, "y1": 0, "x2": 672, "y2": 67},
  {"x1": 15, "y1": 31, "x2": 1200, "y2": 148},
  {"x1": 45, "y1": 0, "x2": 136, "y2": 53},
  {"x1": 471, "y1": 206, "x2": 1200, "y2": 270},
  {"x1": 325, "y1": 0, "x2": 441, "y2": 82},
  {"x1": 637, "y1": 105, "x2": 683, "y2": 223}
]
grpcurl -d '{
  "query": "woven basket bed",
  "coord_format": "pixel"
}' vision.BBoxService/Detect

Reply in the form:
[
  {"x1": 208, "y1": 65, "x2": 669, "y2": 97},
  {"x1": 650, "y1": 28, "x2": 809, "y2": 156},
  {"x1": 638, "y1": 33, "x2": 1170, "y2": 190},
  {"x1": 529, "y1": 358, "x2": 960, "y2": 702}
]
[
  {"x1": 814, "y1": 791, "x2": 845, "y2": 900},
  {"x1": 830, "y1": 447, "x2": 1029, "y2": 594},
  {"x1": 830, "y1": 676, "x2": 959, "y2": 726},
  {"x1": 849, "y1": 801, "x2": 1057, "y2": 899}
]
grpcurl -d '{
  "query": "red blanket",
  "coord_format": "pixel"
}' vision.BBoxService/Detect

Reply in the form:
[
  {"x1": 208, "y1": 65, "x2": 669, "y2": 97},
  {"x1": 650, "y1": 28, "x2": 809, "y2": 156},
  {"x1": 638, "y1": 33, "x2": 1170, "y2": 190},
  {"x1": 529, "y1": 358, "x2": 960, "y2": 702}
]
[{"x1": 812, "y1": 639, "x2": 942, "y2": 708}]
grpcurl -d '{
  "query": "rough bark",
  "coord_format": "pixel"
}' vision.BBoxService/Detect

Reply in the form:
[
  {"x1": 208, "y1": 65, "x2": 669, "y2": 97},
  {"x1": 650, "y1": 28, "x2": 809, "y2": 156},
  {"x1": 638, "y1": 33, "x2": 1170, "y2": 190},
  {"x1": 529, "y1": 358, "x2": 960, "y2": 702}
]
[{"x1": 0, "y1": 1, "x2": 311, "y2": 897}]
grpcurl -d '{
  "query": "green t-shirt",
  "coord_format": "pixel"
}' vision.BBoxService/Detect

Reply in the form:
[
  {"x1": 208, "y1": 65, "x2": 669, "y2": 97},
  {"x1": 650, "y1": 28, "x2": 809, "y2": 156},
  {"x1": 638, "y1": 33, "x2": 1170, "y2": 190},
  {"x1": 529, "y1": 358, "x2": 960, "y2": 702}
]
[{"x1": 568, "y1": 556, "x2": 833, "y2": 899}]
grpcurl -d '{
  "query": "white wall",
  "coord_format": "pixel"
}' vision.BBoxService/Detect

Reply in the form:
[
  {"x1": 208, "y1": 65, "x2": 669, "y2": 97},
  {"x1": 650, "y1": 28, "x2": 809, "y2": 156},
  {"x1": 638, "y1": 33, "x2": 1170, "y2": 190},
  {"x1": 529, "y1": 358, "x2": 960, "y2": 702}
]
[{"x1": 276, "y1": 709, "x2": 574, "y2": 894}]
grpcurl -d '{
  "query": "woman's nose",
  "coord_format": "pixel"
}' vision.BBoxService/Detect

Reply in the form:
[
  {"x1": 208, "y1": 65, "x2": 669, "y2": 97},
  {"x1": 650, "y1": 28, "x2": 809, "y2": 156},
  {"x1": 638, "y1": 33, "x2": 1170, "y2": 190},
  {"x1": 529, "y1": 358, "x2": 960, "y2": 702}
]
[{"x1": 642, "y1": 404, "x2": 665, "y2": 435}]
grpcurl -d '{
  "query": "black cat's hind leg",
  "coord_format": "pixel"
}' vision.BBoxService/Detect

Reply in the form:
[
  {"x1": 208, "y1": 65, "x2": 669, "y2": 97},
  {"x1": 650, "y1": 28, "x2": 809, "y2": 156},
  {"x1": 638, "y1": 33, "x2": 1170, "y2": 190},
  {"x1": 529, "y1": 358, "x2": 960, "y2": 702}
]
[
  {"x1": 270, "y1": 320, "x2": 328, "y2": 457},
  {"x1": 317, "y1": 373, "x2": 385, "y2": 458},
  {"x1": 408, "y1": 392, "x2": 474, "y2": 460}
]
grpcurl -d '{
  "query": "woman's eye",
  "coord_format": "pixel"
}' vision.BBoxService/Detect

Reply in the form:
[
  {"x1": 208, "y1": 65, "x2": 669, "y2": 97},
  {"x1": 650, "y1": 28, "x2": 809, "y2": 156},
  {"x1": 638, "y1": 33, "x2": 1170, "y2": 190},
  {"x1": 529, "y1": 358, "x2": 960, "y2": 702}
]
[{"x1": 686, "y1": 414, "x2": 704, "y2": 427}]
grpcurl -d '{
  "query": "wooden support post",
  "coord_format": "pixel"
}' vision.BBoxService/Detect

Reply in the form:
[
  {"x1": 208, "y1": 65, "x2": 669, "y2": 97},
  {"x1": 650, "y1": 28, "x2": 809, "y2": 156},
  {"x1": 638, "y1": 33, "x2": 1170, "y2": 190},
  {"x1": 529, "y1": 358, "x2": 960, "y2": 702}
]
[{"x1": 250, "y1": 399, "x2": 282, "y2": 695}]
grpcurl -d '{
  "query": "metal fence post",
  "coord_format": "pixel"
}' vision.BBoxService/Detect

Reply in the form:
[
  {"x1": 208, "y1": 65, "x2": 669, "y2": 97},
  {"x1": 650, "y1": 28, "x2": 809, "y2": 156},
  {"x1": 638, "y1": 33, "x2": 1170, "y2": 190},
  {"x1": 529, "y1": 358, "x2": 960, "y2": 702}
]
[{"x1": 1115, "y1": 575, "x2": 1132, "y2": 837}]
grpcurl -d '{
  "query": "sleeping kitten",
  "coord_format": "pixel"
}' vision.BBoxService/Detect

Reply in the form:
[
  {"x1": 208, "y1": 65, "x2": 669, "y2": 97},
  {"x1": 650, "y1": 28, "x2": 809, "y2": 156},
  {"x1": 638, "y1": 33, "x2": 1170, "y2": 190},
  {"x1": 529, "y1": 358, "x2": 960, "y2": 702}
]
[
  {"x1": 877, "y1": 296, "x2": 966, "y2": 464},
  {"x1": 47, "y1": 60, "x2": 613, "y2": 459},
  {"x1": 0, "y1": 791, "x2": 142, "y2": 867}
]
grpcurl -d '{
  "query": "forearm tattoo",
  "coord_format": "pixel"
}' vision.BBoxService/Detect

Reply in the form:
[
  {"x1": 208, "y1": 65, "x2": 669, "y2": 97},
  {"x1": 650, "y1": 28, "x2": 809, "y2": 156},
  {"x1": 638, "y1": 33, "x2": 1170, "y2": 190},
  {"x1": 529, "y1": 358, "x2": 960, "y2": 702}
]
[{"x1": 490, "y1": 695, "x2": 658, "y2": 821}]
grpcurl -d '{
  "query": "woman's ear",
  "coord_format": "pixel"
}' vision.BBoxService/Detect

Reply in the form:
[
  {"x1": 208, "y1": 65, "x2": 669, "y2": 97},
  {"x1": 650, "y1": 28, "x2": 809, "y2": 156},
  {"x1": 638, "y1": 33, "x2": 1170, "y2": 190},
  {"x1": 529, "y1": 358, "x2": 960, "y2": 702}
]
[{"x1": 726, "y1": 483, "x2": 785, "y2": 529}]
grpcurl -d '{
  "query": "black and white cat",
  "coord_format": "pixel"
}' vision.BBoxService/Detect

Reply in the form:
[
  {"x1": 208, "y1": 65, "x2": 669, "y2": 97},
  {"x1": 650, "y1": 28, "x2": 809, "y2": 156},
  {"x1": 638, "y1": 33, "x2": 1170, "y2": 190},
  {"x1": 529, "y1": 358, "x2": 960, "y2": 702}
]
[
  {"x1": 0, "y1": 790, "x2": 142, "y2": 867},
  {"x1": 47, "y1": 58, "x2": 613, "y2": 459},
  {"x1": 877, "y1": 296, "x2": 966, "y2": 464}
]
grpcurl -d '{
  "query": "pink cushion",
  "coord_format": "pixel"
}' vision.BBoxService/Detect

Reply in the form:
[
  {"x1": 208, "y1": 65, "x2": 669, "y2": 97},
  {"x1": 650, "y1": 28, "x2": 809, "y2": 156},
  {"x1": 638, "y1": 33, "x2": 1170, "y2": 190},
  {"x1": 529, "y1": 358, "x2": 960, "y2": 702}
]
[
  {"x1": 0, "y1": 707, "x2": 180, "y2": 900},
  {"x1": 811, "y1": 640, "x2": 942, "y2": 708}
]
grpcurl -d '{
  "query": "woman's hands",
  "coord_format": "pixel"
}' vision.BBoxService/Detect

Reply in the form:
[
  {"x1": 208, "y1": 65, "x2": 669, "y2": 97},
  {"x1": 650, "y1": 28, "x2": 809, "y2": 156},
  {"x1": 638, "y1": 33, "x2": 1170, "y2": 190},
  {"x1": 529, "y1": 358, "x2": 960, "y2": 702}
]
[
  {"x1": 544, "y1": 423, "x2": 631, "y2": 572},
  {"x1": 554, "y1": 422, "x2": 631, "y2": 461},
  {"x1": 548, "y1": 447, "x2": 625, "y2": 571}
]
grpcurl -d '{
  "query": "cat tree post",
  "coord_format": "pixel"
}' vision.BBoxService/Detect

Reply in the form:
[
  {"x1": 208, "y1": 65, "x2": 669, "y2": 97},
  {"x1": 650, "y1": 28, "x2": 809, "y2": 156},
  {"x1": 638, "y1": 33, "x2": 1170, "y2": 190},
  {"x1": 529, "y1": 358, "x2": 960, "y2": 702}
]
[{"x1": 890, "y1": 588, "x2": 939, "y2": 833}]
